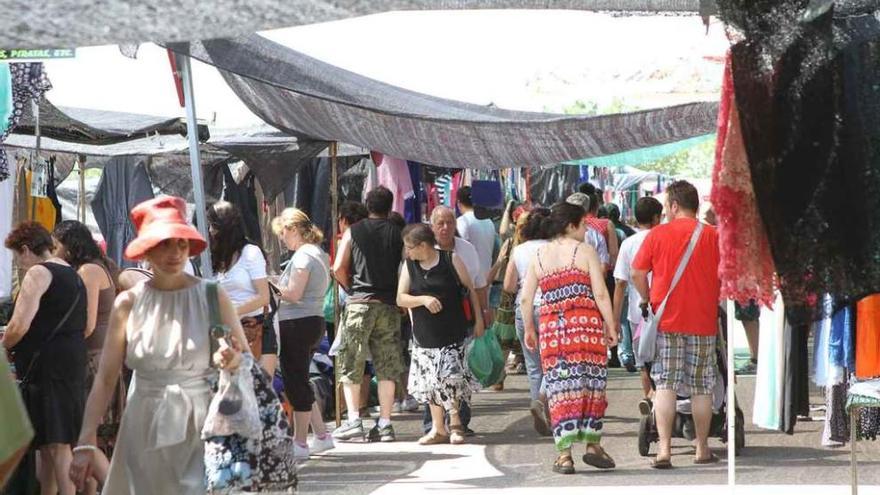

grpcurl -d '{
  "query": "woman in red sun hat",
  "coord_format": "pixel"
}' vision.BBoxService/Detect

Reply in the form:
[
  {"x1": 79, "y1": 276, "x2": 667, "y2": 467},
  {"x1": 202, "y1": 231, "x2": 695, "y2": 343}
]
[{"x1": 69, "y1": 196, "x2": 250, "y2": 494}]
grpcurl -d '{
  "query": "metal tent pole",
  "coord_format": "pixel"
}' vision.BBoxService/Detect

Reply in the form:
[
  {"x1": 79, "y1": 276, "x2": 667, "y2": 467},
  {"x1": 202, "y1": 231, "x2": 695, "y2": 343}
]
[
  {"x1": 727, "y1": 299, "x2": 736, "y2": 488},
  {"x1": 331, "y1": 141, "x2": 342, "y2": 428},
  {"x1": 78, "y1": 155, "x2": 86, "y2": 223},
  {"x1": 178, "y1": 55, "x2": 212, "y2": 278}
]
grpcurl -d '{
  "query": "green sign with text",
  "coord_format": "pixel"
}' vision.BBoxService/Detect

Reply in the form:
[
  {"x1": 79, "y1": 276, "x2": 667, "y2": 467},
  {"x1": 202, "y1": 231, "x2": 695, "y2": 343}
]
[{"x1": 0, "y1": 49, "x2": 76, "y2": 60}]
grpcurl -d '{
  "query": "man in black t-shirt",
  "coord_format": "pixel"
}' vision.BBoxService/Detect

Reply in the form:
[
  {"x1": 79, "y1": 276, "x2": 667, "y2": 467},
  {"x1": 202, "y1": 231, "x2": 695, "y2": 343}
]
[{"x1": 332, "y1": 186, "x2": 405, "y2": 443}]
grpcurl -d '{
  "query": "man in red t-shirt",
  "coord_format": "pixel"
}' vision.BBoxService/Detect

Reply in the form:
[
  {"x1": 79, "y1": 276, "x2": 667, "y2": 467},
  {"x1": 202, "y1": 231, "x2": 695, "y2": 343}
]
[{"x1": 631, "y1": 181, "x2": 721, "y2": 469}]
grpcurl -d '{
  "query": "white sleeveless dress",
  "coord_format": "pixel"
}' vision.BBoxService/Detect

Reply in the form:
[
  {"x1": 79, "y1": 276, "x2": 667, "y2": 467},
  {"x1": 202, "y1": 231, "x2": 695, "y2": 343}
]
[{"x1": 103, "y1": 280, "x2": 216, "y2": 495}]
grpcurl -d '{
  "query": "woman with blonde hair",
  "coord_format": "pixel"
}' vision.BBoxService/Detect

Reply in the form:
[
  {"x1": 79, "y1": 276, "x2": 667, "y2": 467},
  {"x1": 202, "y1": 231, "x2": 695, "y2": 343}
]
[{"x1": 271, "y1": 207, "x2": 334, "y2": 459}]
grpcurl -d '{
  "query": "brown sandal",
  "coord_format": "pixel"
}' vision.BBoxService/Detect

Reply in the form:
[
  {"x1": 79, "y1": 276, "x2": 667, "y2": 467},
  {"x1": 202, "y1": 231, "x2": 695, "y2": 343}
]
[
  {"x1": 583, "y1": 446, "x2": 616, "y2": 469},
  {"x1": 418, "y1": 431, "x2": 450, "y2": 445},
  {"x1": 552, "y1": 454, "x2": 575, "y2": 475}
]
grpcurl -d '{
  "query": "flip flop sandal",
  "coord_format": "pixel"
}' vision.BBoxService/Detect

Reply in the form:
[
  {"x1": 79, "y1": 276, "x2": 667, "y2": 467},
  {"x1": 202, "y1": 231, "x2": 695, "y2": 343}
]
[
  {"x1": 651, "y1": 457, "x2": 673, "y2": 470},
  {"x1": 552, "y1": 454, "x2": 575, "y2": 475},
  {"x1": 694, "y1": 453, "x2": 720, "y2": 465},
  {"x1": 583, "y1": 449, "x2": 616, "y2": 470}
]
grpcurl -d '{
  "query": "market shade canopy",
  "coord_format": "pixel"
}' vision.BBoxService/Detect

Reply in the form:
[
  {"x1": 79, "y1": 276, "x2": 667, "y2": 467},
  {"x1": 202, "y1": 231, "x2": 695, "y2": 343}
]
[
  {"x1": 4, "y1": 1, "x2": 707, "y2": 47},
  {"x1": 168, "y1": 36, "x2": 719, "y2": 170},
  {"x1": 15, "y1": 101, "x2": 209, "y2": 144}
]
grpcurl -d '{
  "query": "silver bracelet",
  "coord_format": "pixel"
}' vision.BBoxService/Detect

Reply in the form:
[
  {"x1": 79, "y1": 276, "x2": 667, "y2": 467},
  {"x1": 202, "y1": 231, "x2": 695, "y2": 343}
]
[{"x1": 72, "y1": 445, "x2": 98, "y2": 453}]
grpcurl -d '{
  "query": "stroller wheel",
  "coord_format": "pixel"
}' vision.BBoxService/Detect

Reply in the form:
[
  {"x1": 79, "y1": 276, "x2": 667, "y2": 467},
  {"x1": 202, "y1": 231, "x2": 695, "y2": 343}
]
[{"x1": 638, "y1": 415, "x2": 652, "y2": 457}]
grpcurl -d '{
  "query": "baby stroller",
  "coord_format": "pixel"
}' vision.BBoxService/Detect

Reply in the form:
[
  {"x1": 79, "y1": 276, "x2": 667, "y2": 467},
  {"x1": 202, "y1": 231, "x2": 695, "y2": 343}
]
[{"x1": 637, "y1": 329, "x2": 745, "y2": 457}]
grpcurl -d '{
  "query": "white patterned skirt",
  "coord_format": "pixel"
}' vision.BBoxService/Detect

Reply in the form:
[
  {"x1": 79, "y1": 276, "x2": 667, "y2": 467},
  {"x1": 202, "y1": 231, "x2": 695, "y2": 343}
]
[{"x1": 408, "y1": 341, "x2": 481, "y2": 412}]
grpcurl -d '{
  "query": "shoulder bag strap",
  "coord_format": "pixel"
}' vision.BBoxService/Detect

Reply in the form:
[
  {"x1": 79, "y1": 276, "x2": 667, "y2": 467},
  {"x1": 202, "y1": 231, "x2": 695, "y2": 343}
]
[
  {"x1": 20, "y1": 270, "x2": 83, "y2": 383},
  {"x1": 652, "y1": 222, "x2": 704, "y2": 323},
  {"x1": 443, "y1": 250, "x2": 465, "y2": 291},
  {"x1": 206, "y1": 281, "x2": 225, "y2": 368}
]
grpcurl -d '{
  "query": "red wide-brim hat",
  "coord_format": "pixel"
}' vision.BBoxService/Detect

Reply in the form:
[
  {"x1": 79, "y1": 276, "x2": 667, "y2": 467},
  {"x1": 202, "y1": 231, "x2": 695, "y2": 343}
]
[{"x1": 124, "y1": 196, "x2": 207, "y2": 261}]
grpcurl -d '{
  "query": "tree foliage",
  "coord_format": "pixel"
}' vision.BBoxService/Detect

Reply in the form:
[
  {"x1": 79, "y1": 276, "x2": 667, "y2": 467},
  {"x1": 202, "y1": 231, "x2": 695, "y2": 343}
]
[{"x1": 558, "y1": 99, "x2": 716, "y2": 178}]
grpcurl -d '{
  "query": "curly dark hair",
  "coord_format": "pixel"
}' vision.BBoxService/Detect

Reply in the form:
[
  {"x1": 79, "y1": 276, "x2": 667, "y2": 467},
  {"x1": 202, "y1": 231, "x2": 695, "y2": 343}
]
[
  {"x1": 208, "y1": 201, "x2": 260, "y2": 274},
  {"x1": 52, "y1": 220, "x2": 106, "y2": 270},
  {"x1": 5, "y1": 221, "x2": 54, "y2": 256}
]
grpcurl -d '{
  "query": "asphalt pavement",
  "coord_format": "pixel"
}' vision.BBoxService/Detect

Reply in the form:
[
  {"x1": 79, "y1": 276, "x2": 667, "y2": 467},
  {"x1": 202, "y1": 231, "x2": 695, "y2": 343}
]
[
  {"x1": 297, "y1": 369, "x2": 729, "y2": 494},
  {"x1": 734, "y1": 375, "x2": 880, "y2": 486}
]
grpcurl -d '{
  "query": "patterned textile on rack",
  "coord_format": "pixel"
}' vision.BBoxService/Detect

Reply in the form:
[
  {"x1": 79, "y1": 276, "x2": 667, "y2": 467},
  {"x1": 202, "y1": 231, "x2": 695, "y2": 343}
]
[
  {"x1": 0, "y1": 63, "x2": 52, "y2": 182},
  {"x1": 718, "y1": 1, "x2": 880, "y2": 321},
  {"x1": 710, "y1": 53, "x2": 776, "y2": 308}
]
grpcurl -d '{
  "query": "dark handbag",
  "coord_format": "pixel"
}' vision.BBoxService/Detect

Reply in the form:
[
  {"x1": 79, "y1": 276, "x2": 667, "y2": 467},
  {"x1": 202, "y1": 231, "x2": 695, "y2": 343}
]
[{"x1": 442, "y1": 250, "x2": 475, "y2": 325}]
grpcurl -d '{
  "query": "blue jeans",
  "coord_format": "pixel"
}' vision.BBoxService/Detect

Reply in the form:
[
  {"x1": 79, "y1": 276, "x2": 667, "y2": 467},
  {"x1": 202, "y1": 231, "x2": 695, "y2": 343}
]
[
  {"x1": 515, "y1": 305, "x2": 545, "y2": 401},
  {"x1": 618, "y1": 295, "x2": 636, "y2": 366}
]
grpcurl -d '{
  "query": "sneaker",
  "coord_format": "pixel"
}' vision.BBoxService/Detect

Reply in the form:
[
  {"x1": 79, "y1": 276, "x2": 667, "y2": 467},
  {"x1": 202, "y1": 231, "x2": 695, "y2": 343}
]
[
  {"x1": 368, "y1": 423, "x2": 396, "y2": 443},
  {"x1": 309, "y1": 435, "x2": 335, "y2": 454},
  {"x1": 401, "y1": 396, "x2": 420, "y2": 412},
  {"x1": 332, "y1": 418, "x2": 365, "y2": 441},
  {"x1": 293, "y1": 443, "x2": 310, "y2": 461},
  {"x1": 638, "y1": 398, "x2": 653, "y2": 417}
]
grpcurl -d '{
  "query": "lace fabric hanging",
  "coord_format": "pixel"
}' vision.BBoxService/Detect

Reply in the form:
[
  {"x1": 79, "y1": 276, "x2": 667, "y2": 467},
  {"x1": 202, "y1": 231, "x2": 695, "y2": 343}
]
[{"x1": 718, "y1": 0, "x2": 880, "y2": 321}]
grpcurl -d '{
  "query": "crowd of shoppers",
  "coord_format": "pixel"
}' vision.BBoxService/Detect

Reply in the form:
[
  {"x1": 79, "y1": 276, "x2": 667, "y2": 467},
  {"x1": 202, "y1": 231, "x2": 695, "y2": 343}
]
[{"x1": 0, "y1": 177, "x2": 727, "y2": 493}]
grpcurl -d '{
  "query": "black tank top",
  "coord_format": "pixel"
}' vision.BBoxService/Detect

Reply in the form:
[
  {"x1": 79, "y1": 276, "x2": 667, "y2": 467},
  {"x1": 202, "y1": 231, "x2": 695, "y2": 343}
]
[
  {"x1": 12, "y1": 262, "x2": 87, "y2": 370},
  {"x1": 349, "y1": 218, "x2": 403, "y2": 305},
  {"x1": 406, "y1": 251, "x2": 467, "y2": 348}
]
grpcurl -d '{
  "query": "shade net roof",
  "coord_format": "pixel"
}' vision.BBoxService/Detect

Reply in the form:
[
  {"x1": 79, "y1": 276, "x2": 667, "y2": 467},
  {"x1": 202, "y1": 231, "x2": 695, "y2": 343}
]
[
  {"x1": 167, "y1": 36, "x2": 719, "y2": 170},
  {"x1": 4, "y1": 1, "x2": 706, "y2": 48},
  {"x1": 15, "y1": 101, "x2": 208, "y2": 144}
]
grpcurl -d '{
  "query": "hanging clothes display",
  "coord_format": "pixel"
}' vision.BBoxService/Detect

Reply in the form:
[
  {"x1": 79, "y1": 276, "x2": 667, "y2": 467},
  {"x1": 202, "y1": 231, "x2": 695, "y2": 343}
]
[
  {"x1": 221, "y1": 163, "x2": 262, "y2": 245},
  {"x1": 830, "y1": 305, "x2": 856, "y2": 372},
  {"x1": 434, "y1": 174, "x2": 453, "y2": 207},
  {"x1": 855, "y1": 294, "x2": 880, "y2": 378},
  {"x1": 371, "y1": 152, "x2": 413, "y2": 215},
  {"x1": 45, "y1": 157, "x2": 62, "y2": 226},
  {"x1": 719, "y1": 1, "x2": 880, "y2": 321},
  {"x1": 0, "y1": 63, "x2": 52, "y2": 183},
  {"x1": 404, "y1": 161, "x2": 423, "y2": 224},
  {"x1": 856, "y1": 407, "x2": 880, "y2": 440},
  {"x1": 753, "y1": 295, "x2": 785, "y2": 430},
  {"x1": 782, "y1": 320, "x2": 811, "y2": 435},
  {"x1": 527, "y1": 165, "x2": 581, "y2": 206},
  {"x1": 710, "y1": 53, "x2": 776, "y2": 308},
  {"x1": 22, "y1": 164, "x2": 58, "y2": 230},
  {"x1": 0, "y1": 162, "x2": 16, "y2": 299},
  {"x1": 823, "y1": 379, "x2": 850, "y2": 446},
  {"x1": 91, "y1": 156, "x2": 155, "y2": 268}
]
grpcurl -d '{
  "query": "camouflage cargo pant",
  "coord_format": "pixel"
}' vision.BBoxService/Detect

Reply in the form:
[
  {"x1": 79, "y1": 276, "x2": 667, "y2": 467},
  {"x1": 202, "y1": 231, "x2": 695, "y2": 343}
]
[{"x1": 336, "y1": 303, "x2": 404, "y2": 384}]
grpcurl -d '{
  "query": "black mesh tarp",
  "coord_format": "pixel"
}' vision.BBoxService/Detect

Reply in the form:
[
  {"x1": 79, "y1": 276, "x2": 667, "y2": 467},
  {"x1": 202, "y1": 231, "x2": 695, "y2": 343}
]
[
  {"x1": 167, "y1": 36, "x2": 719, "y2": 170},
  {"x1": 15, "y1": 101, "x2": 208, "y2": 144},
  {"x1": 4, "y1": 1, "x2": 705, "y2": 48}
]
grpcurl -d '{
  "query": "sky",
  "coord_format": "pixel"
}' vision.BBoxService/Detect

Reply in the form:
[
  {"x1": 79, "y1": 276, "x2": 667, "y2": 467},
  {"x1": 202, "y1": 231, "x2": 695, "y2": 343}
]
[{"x1": 40, "y1": 9, "x2": 729, "y2": 130}]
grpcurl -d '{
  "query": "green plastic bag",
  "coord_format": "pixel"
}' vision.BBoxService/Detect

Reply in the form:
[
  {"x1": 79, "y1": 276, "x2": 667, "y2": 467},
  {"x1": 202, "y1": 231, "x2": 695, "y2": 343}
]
[{"x1": 467, "y1": 327, "x2": 505, "y2": 387}]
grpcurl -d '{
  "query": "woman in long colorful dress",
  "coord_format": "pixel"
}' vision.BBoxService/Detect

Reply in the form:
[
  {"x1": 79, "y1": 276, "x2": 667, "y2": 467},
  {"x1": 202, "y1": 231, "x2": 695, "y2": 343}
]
[{"x1": 521, "y1": 202, "x2": 619, "y2": 474}]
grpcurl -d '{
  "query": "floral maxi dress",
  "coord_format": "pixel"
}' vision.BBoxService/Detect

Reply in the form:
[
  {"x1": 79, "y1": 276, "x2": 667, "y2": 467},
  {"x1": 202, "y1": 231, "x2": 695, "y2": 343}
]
[{"x1": 537, "y1": 246, "x2": 608, "y2": 451}]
